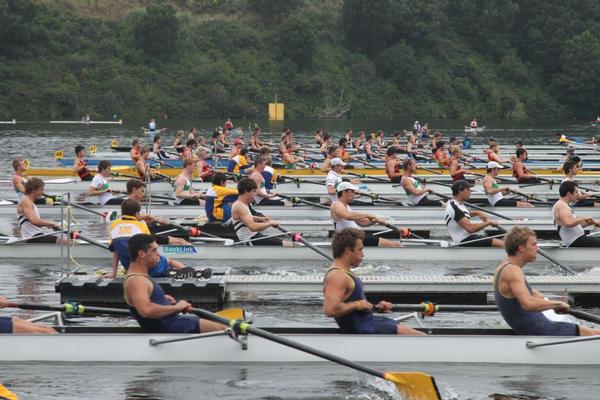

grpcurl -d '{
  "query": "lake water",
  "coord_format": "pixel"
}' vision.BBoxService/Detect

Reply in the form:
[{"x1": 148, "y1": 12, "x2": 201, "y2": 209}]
[{"x1": 1, "y1": 120, "x2": 599, "y2": 399}]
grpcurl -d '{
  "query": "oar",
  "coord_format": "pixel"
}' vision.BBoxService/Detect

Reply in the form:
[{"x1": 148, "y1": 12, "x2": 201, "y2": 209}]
[
  {"x1": 568, "y1": 309, "x2": 600, "y2": 324},
  {"x1": 45, "y1": 194, "x2": 118, "y2": 221},
  {"x1": 430, "y1": 191, "x2": 512, "y2": 221},
  {"x1": 389, "y1": 303, "x2": 498, "y2": 314},
  {"x1": 275, "y1": 226, "x2": 333, "y2": 261},
  {"x1": 346, "y1": 171, "x2": 389, "y2": 183},
  {"x1": 71, "y1": 231, "x2": 110, "y2": 250},
  {"x1": 378, "y1": 221, "x2": 422, "y2": 240},
  {"x1": 190, "y1": 306, "x2": 440, "y2": 400},
  {"x1": 277, "y1": 193, "x2": 330, "y2": 210},
  {"x1": 6, "y1": 229, "x2": 68, "y2": 245},
  {"x1": 159, "y1": 221, "x2": 231, "y2": 242}
]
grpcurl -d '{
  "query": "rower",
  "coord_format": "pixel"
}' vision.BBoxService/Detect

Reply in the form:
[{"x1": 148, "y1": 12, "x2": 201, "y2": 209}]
[
  {"x1": 173, "y1": 130, "x2": 185, "y2": 151},
  {"x1": 205, "y1": 172, "x2": 238, "y2": 222},
  {"x1": 319, "y1": 132, "x2": 331, "y2": 156},
  {"x1": 433, "y1": 141, "x2": 449, "y2": 168},
  {"x1": 562, "y1": 161, "x2": 600, "y2": 207},
  {"x1": 376, "y1": 130, "x2": 385, "y2": 150},
  {"x1": 495, "y1": 226, "x2": 600, "y2": 336},
  {"x1": 331, "y1": 182, "x2": 400, "y2": 247},
  {"x1": 326, "y1": 157, "x2": 346, "y2": 203},
  {"x1": 130, "y1": 138, "x2": 142, "y2": 163},
  {"x1": 320, "y1": 145, "x2": 339, "y2": 173},
  {"x1": 323, "y1": 228, "x2": 424, "y2": 335},
  {"x1": 224, "y1": 118, "x2": 234, "y2": 130},
  {"x1": 400, "y1": 159, "x2": 443, "y2": 206},
  {"x1": 343, "y1": 128, "x2": 353, "y2": 148},
  {"x1": 262, "y1": 157, "x2": 278, "y2": 191},
  {"x1": 250, "y1": 156, "x2": 284, "y2": 206},
  {"x1": 188, "y1": 128, "x2": 197, "y2": 141},
  {"x1": 194, "y1": 148, "x2": 213, "y2": 182},
  {"x1": 405, "y1": 134, "x2": 418, "y2": 159},
  {"x1": 12, "y1": 159, "x2": 46, "y2": 204},
  {"x1": 72, "y1": 145, "x2": 93, "y2": 181},
  {"x1": 108, "y1": 199, "x2": 187, "y2": 279},
  {"x1": 136, "y1": 146, "x2": 160, "y2": 181},
  {"x1": 16, "y1": 178, "x2": 68, "y2": 244},
  {"x1": 338, "y1": 138, "x2": 351, "y2": 161},
  {"x1": 384, "y1": 147, "x2": 402, "y2": 183},
  {"x1": 88, "y1": 160, "x2": 123, "y2": 206},
  {"x1": 483, "y1": 162, "x2": 533, "y2": 208},
  {"x1": 125, "y1": 180, "x2": 189, "y2": 246},
  {"x1": 553, "y1": 180, "x2": 600, "y2": 247},
  {"x1": 363, "y1": 134, "x2": 377, "y2": 160},
  {"x1": 174, "y1": 159, "x2": 204, "y2": 205},
  {"x1": 281, "y1": 143, "x2": 302, "y2": 169},
  {"x1": 181, "y1": 139, "x2": 197, "y2": 160},
  {"x1": 0, "y1": 296, "x2": 56, "y2": 334},
  {"x1": 231, "y1": 178, "x2": 292, "y2": 245},
  {"x1": 462, "y1": 134, "x2": 472, "y2": 149},
  {"x1": 512, "y1": 148, "x2": 539, "y2": 184},
  {"x1": 445, "y1": 180, "x2": 504, "y2": 247},
  {"x1": 124, "y1": 233, "x2": 224, "y2": 333},
  {"x1": 227, "y1": 147, "x2": 252, "y2": 174},
  {"x1": 152, "y1": 135, "x2": 174, "y2": 160},
  {"x1": 353, "y1": 131, "x2": 365, "y2": 150},
  {"x1": 250, "y1": 129, "x2": 263, "y2": 152},
  {"x1": 486, "y1": 143, "x2": 512, "y2": 164},
  {"x1": 228, "y1": 138, "x2": 244, "y2": 160},
  {"x1": 314, "y1": 129, "x2": 323, "y2": 146},
  {"x1": 448, "y1": 146, "x2": 466, "y2": 181}
]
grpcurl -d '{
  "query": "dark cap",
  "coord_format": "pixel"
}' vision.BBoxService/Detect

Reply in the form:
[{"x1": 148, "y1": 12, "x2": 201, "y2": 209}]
[
  {"x1": 451, "y1": 180, "x2": 474, "y2": 195},
  {"x1": 515, "y1": 138, "x2": 523, "y2": 146}
]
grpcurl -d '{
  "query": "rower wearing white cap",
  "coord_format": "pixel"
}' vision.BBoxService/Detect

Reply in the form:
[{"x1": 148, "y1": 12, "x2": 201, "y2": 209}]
[
  {"x1": 330, "y1": 182, "x2": 400, "y2": 247},
  {"x1": 325, "y1": 157, "x2": 346, "y2": 204},
  {"x1": 445, "y1": 180, "x2": 504, "y2": 247},
  {"x1": 483, "y1": 162, "x2": 533, "y2": 208}
]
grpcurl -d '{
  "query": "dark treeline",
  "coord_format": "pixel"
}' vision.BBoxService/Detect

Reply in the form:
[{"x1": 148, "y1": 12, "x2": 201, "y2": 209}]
[{"x1": 1, "y1": 0, "x2": 599, "y2": 120}]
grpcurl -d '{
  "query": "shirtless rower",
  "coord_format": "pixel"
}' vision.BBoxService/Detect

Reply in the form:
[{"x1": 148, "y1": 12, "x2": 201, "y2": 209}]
[
  {"x1": 323, "y1": 228, "x2": 424, "y2": 335},
  {"x1": 433, "y1": 141, "x2": 449, "y2": 168},
  {"x1": 174, "y1": 159, "x2": 204, "y2": 205},
  {"x1": 448, "y1": 146, "x2": 467, "y2": 181},
  {"x1": 17, "y1": 178, "x2": 68, "y2": 244},
  {"x1": 445, "y1": 180, "x2": 504, "y2": 247},
  {"x1": 0, "y1": 296, "x2": 56, "y2": 334},
  {"x1": 320, "y1": 145, "x2": 339, "y2": 173},
  {"x1": 281, "y1": 143, "x2": 302, "y2": 169},
  {"x1": 194, "y1": 148, "x2": 213, "y2": 182},
  {"x1": 553, "y1": 180, "x2": 600, "y2": 247},
  {"x1": 400, "y1": 159, "x2": 443, "y2": 206},
  {"x1": 495, "y1": 226, "x2": 600, "y2": 336},
  {"x1": 513, "y1": 148, "x2": 539, "y2": 184},
  {"x1": 136, "y1": 146, "x2": 160, "y2": 181},
  {"x1": 88, "y1": 160, "x2": 123, "y2": 206},
  {"x1": 72, "y1": 145, "x2": 93, "y2": 181},
  {"x1": 250, "y1": 156, "x2": 284, "y2": 206},
  {"x1": 231, "y1": 178, "x2": 292, "y2": 246},
  {"x1": 108, "y1": 200, "x2": 187, "y2": 279},
  {"x1": 483, "y1": 162, "x2": 533, "y2": 208},
  {"x1": 331, "y1": 182, "x2": 400, "y2": 247},
  {"x1": 124, "y1": 234, "x2": 224, "y2": 333},
  {"x1": 384, "y1": 147, "x2": 402, "y2": 183}
]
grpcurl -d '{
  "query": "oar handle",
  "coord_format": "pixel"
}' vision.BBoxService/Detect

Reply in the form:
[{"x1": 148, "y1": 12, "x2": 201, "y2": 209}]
[
  {"x1": 6, "y1": 301, "x2": 129, "y2": 315},
  {"x1": 569, "y1": 309, "x2": 600, "y2": 324},
  {"x1": 276, "y1": 226, "x2": 333, "y2": 261}
]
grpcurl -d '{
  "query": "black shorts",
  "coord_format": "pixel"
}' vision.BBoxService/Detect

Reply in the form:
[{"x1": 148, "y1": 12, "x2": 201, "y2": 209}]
[
  {"x1": 363, "y1": 234, "x2": 380, "y2": 246},
  {"x1": 81, "y1": 175, "x2": 93, "y2": 182},
  {"x1": 415, "y1": 196, "x2": 443, "y2": 207},
  {"x1": 490, "y1": 198, "x2": 518, "y2": 207},
  {"x1": 459, "y1": 234, "x2": 494, "y2": 247},
  {"x1": 256, "y1": 198, "x2": 285, "y2": 206},
  {"x1": 569, "y1": 235, "x2": 600, "y2": 247},
  {"x1": 573, "y1": 199, "x2": 598, "y2": 207},
  {"x1": 104, "y1": 198, "x2": 124, "y2": 205},
  {"x1": 175, "y1": 198, "x2": 201, "y2": 205},
  {"x1": 247, "y1": 232, "x2": 283, "y2": 246},
  {"x1": 27, "y1": 233, "x2": 59, "y2": 244}
]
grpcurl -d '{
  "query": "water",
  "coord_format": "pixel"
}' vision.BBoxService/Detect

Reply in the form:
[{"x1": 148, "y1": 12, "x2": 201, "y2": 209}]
[{"x1": 1, "y1": 120, "x2": 599, "y2": 399}]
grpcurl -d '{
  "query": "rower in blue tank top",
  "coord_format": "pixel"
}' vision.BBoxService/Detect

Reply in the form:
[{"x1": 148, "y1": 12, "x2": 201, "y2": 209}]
[
  {"x1": 494, "y1": 226, "x2": 600, "y2": 336},
  {"x1": 123, "y1": 234, "x2": 225, "y2": 334},
  {"x1": 323, "y1": 228, "x2": 424, "y2": 335}
]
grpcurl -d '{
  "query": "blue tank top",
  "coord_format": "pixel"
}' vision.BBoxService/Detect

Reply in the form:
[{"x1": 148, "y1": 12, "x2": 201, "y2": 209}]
[
  {"x1": 125, "y1": 274, "x2": 179, "y2": 332},
  {"x1": 326, "y1": 268, "x2": 376, "y2": 334},
  {"x1": 494, "y1": 262, "x2": 575, "y2": 335}
]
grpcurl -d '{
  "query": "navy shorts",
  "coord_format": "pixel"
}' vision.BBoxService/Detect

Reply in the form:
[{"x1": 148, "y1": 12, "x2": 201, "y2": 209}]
[
  {"x1": 0, "y1": 316, "x2": 13, "y2": 333},
  {"x1": 161, "y1": 315, "x2": 201, "y2": 334},
  {"x1": 356, "y1": 316, "x2": 398, "y2": 334}
]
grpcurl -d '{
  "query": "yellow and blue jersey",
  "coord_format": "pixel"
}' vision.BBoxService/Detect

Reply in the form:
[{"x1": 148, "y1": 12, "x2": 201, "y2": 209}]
[{"x1": 205, "y1": 185, "x2": 238, "y2": 221}]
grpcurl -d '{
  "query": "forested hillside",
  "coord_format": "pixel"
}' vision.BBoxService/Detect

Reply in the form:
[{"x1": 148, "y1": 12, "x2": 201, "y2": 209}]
[{"x1": 1, "y1": 0, "x2": 599, "y2": 119}]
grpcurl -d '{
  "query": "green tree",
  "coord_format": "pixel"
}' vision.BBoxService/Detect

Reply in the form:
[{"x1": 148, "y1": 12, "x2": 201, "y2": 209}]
[
  {"x1": 133, "y1": 1, "x2": 180, "y2": 60},
  {"x1": 275, "y1": 15, "x2": 316, "y2": 68},
  {"x1": 342, "y1": 0, "x2": 395, "y2": 55}
]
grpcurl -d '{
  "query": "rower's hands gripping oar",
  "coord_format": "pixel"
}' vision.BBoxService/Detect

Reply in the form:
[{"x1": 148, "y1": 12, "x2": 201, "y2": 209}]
[
  {"x1": 189, "y1": 306, "x2": 441, "y2": 400},
  {"x1": 568, "y1": 309, "x2": 600, "y2": 324},
  {"x1": 275, "y1": 226, "x2": 333, "y2": 261},
  {"x1": 374, "y1": 219, "x2": 422, "y2": 240}
]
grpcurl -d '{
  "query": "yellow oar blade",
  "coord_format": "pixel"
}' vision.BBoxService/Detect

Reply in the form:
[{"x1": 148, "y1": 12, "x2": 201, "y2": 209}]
[
  {"x1": 384, "y1": 372, "x2": 441, "y2": 400},
  {"x1": 111, "y1": 166, "x2": 132, "y2": 172},
  {"x1": 0, "y1": 384, "x2": 19, "y2": 400},
  {"x1": 215, "y1": 308, "x2": 245, "y2": 320}
]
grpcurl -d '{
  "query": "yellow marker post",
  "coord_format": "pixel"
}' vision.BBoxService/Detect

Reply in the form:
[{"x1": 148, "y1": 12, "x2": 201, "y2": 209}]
[
  {"x1": 111, "y1": 140, "x2": 119, "y2": 148},
  {"x1": 88, "y1": 145, "x2": 97, "y2": 154},
  {"x1": 54, "y1": 150, "x2": 64, "y2": 160},
  {"x1": 269, "y1": 97, "x2": 285, "y2": 121}
]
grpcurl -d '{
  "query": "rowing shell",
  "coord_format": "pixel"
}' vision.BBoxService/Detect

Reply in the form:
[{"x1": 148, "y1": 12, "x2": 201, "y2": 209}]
[
  {"x1": 0, "y1": 241, "x2": 594, "y2": 262},
  {"x1": 25, "y1": 167, "x2": 600, "y2": 177},
  {"x1": 1, "y1": 326, "x2": 597, "y2": 365}
]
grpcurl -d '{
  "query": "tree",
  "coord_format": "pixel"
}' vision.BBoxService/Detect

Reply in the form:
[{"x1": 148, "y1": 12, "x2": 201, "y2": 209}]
[
  {"x1": 275, "y1": 15, "x2": 316, "y2": 68},
  {"x1": 342, "y1": 0, "x2": 395, "y2": 55},
  {"x1": 133, "y1": 1, "x2": 180, "y2": 60}
]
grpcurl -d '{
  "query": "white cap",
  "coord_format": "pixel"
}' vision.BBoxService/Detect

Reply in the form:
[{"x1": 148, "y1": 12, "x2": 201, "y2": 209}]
[
  {"x1": 336, "y1": 182, "x2": 359, "y2": 192},
  {"x1": 567, "y1": 144, "x2": 575, "y2": 151},
  {"x1": 486, "y1": 161, "x2": 503, "y2": 169},
  {"x1": 330, "y1": 157, "x2": 346, "y2": 167}
]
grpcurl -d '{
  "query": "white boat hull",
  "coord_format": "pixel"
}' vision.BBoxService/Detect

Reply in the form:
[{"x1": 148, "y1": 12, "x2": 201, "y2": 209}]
[
  {"x1": 0, "y1": 241, "x2": 594, "y2": 262},
  {"x1": 1, "y1": 330, "x2": 596, "y2": 365}
]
